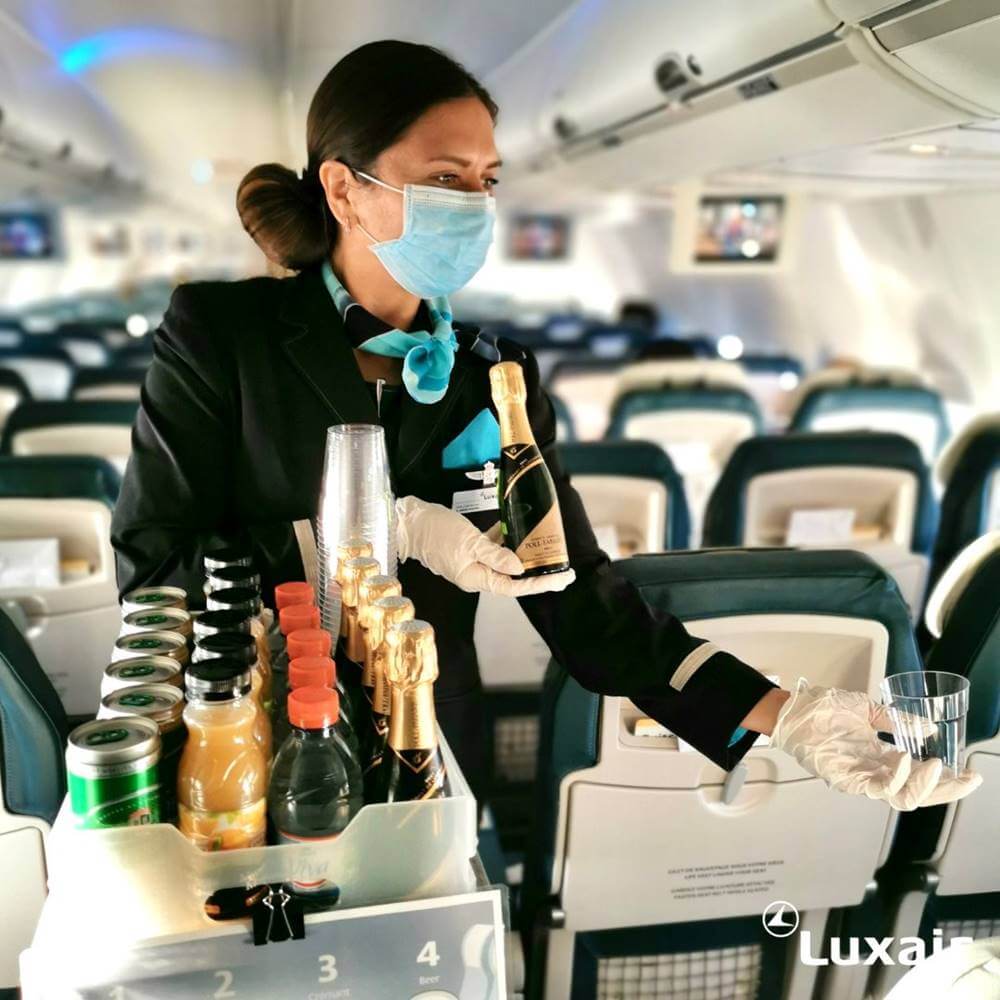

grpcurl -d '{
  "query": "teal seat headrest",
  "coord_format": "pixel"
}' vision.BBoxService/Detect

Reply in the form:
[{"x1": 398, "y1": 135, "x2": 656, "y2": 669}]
[
  {"x1": 791, "y1": 384, "x2": 949, "y2": 456},
  {"x1": 558, "y1": 440, "x2": 690, "y2": 549},
  {"x1": 703, "y1": 431, "x2": 938, "y2": 555},
  {"x1": 1, "y1": 400, "x2": 138, "y2": 453},
  {"x1": 0, "y1": 455, "x2": 121, "y2": 507},
  {"x1": 606, "y1": 386, "x2": 763, "y2": 439}
]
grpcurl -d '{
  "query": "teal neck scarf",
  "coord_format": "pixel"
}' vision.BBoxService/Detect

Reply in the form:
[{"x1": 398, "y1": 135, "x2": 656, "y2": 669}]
[{"x1": 321, "y1": 260, "x2": 458, "y2": 405}]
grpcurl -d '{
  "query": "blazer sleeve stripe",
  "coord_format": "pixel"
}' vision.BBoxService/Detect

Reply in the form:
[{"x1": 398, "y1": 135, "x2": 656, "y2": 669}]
[{"x1": 669, "y1": 641, "x2": 721, "y2": 691}]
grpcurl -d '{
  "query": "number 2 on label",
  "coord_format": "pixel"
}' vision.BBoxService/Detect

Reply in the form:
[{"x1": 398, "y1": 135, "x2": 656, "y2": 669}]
[
  {"x1": 213, "y1": 969, "x2": 236, "y2": 998},
  {"x1": 318, "y1": 954, "x2": 338, "y2": 983},
  {"x1": 417, "y1": 940, "x2": 441, "y2": 968}
]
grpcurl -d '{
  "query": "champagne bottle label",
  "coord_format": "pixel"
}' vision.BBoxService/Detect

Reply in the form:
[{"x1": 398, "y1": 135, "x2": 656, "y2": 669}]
[
  {"x1": 387, "y1": 747, "x2": 447, "y2": 801},
  {"x1": 363, "y1": 713, "x2": 389, "y2": 775},
  {"x1": 500, "y1": 444, "x2": 570, "y2": 571}
]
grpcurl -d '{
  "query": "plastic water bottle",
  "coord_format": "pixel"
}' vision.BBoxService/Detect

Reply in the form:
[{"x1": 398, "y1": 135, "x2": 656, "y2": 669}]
[{"x1": 269, "y1": 687, "x2": 362, "y2": 907}]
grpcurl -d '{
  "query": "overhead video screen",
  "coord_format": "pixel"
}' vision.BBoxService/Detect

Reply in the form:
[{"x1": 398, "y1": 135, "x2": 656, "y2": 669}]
[
  {"x1": 695, "y1": 196, "x2": 784, "y2": 263},
  {"x1": 508, "y1": 214, "x2": 571, "y2": 261},
  {"x1": 0, "y1": 211, "x2": 56, "y2": 260}
]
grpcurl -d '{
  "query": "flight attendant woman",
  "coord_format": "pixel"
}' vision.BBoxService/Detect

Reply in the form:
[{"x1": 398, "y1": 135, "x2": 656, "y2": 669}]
[{"x1": 112, "y1": 40, "x2": 978, "y2": 810}]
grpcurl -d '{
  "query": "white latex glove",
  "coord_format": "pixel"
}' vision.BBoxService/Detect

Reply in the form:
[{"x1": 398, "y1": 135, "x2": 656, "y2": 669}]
[
  {"x1": 395, "y1": 495, "x2": 576, "y2": 597},
  {"x1": 771, "y1": 679, "x2": 983, "y2": 811}
]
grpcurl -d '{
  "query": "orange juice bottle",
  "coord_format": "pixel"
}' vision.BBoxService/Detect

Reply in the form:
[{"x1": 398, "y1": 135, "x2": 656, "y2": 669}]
[
  {"x1": 178, "y1": 659, "x2": 267, "y2": 851},
  {"x1": 193, "y1": 632, "x2": 272, "y2": 762}
]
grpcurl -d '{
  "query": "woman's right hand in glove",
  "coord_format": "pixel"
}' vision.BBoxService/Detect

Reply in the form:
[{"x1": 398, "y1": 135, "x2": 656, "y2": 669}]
[{"x1": 395, "y1": 495, "x2": 576, "y2": 597}]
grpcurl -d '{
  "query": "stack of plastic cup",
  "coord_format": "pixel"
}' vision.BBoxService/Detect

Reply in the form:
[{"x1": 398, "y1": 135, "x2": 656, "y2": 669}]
[
  {"x1": 316, "y1": 424, "x2": 397, "y2": 634},
  {"x1": 880, "y1": 670, "x2": 970, "y2": 775}
]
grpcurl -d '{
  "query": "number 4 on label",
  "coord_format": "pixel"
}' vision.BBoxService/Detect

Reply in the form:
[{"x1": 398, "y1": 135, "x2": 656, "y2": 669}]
[{"x1": 417, "y1": 940, "x2": 440, "y2": 968}]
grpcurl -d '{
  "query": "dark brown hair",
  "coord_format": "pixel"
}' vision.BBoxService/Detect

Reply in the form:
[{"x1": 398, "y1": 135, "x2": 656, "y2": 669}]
[{"x1": 237, "y1": 40, "x2": 498, "y2": 271}]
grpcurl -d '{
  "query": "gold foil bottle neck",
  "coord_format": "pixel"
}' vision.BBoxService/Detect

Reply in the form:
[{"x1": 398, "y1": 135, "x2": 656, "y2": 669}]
[
  {"x1": 342, "y1": 556, "x2": 380, "y2": 608},
  {"x1": 335, "y1": 538, "x2": 373, "y2": 584},
  {"x1": 489, "y1": 361, "x2": 527, "y2": 405},
  {"x1": 358, "y1": 575, "x2": 402, "y2": 630},
  {"x1": 385, "y1": 619, "x2": 438, "y2": 688},
  {"x1": 368, "y1": 596, "x2": 415, "y2": 651}
]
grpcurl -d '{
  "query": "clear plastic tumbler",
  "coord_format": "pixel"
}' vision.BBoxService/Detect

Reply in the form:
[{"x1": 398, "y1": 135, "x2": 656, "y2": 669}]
[
  {"x1": 316, "y1": 424, "x2": 397, "y2": 632},
  {"x1": 880, "y1": 671, "x2": 970, "y2": 774}
]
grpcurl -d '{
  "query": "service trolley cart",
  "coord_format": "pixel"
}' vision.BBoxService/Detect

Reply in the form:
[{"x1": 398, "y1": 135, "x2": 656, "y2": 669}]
[{"x1": 22, "y1": 737, "x2": 511, "y2": 999}]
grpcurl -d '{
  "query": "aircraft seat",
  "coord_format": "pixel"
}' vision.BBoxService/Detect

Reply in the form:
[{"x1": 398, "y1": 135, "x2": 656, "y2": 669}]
[
  {"x1": 606, "y1": 381, "x2": 763, "y2": 545},
  {"x1": 52, "y1": 326, "x2": 113, "y2": 368},
  {"x1": 558, "y1": 440, "x2": 690, "y2": 555},
  {"x1": 550, "y1": 393, "x2": 576, "y2": 443},
  {"x1": 523, "y1": 548, "x2": 915, "y2": 1000},
  {"x1": 0, "y1": 369, "x2": 30, "y2": 433},
  {"x1": 0, "y1": 457, "x2": 123, "y2": 716},
  {"x1": 0, "y1": 347, "x2": 75, "y2": 401},
  {"x1": 71, "y1": 366, "x2": 147, "y2": 401},
  {"x1": 929, "y1": 413, "x2": 1000, "y2": 593},
  {"x1": 866, "y1": 531, "x2": 1000, "y2": 997},
  {"x1": 476, "y1": 441, "x2": 689, "y2": 859},
  {"x1": 0, "y1": 605, "x2": 68, "y2": 995},
  {"x1": 612, "y1": 358, "x2": 749, "y2": 397},
  {"x1": 703, "y1": 432, "x2": 938, "y2": 621},
  {"x1": 548, "y1": 359, "x2": 625, "y2": 442},
  {"x1": 1, "y1": 400, "x2": 139, "y2": 474},
  {"x1": 790, "y1": 381, "x2": 949, "y2": 466},
  {"x1": 0, "y1": 320, "x2": 24, "y2": 350},
  {"x1": 114, "y1": 342, "x2": 155, "y2": 369}
]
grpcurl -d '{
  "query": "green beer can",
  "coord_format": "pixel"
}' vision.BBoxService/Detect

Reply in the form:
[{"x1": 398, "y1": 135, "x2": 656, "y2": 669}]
[{"x1": 67, "y1": 717, "x2": 162, "y2": 829}]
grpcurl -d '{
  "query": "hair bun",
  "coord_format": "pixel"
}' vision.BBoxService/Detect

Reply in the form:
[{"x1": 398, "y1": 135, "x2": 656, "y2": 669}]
[{"x1": 236, "y1": 162, "x2": 331, "y2": 271}]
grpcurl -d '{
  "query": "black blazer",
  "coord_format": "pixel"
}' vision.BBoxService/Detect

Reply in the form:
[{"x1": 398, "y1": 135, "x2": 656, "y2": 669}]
[{"x1": 111, "y1": 267, "x2": 774, "y2": 769}]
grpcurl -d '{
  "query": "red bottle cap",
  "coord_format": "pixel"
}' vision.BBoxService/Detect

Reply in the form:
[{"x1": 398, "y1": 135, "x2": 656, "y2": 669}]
[
  {"x1": 289, "y1": 686, "x2": 340, "y2": 729},
  {"x1": 279, "y1": 604, "x2": 320, "y2": 636},
  {"x1": 274, "y1": 581, "x2": 315, "y2": 611},
  {"x1": 286, "y1": 628, "x2": 332, "y2": 660},
  {"x1": 289, "y1": 655, "x2": 336, "y2": 691}
]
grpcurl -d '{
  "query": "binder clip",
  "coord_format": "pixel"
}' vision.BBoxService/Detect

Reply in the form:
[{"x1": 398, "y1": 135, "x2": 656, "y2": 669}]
[{"x1": 253, "y1": 884, "x2": 306, "y2": 946}]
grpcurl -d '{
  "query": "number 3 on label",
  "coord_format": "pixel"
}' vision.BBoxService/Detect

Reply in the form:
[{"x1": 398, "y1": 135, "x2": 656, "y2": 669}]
[
  {"x1": 417, "y1": 940, "x2": 440, "y2": 968},
  {"x1": 318, "y1": 954, "x2": 338, "y2": 983}
]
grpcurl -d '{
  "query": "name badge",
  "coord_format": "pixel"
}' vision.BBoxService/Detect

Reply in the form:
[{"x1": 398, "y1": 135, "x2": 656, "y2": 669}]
[{"x1": 451, "y1": 487, "x2": 499, "y2": 515}]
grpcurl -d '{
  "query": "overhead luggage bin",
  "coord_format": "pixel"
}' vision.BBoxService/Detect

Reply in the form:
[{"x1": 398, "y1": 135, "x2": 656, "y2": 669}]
[
  {"x1": 704, "y1": 431, "x2": 938, "y2": 620},
  {"x1": 522, "y1": 548, "x2": 915, "y2": 1000}
]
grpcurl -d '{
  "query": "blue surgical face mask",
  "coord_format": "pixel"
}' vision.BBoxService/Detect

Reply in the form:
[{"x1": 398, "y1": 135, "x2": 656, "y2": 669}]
[{"x1": 353, "y1": 170, "x2": 495, "y2": 298}]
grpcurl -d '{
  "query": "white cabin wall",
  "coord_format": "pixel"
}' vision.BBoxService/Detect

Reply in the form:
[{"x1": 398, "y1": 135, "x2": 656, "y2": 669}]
[{"x1": 469, "y1": 190, "x2": 999, "y2": 408}]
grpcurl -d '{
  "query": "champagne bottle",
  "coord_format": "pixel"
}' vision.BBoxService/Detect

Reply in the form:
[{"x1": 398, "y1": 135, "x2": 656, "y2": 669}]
[
  {"x1": 489, "y1": 361, "x2": 571, "y2": 576},
  {"x1": 341, "y1": 556, "x2": 381, "y2": 666},
  {"x1": 382, "y1": 619, "x2": 447, "y2": 803},
  {"x1": 357, "y1": 575, "x2": 403, "y2": 707},
  {"x1": 363, "y1": 595, "x2": 415, "y2": 799},
  {"x1": 334, "y1": 538, "x2": 373, "y2": 640}
]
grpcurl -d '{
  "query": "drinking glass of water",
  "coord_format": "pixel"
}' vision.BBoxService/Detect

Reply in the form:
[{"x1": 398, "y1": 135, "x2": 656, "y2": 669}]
[{"x1": 880, "y1": 671, "x2": 970, "y2": 774}]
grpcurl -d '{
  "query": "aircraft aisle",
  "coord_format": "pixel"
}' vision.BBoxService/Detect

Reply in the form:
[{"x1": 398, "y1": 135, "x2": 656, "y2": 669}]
[{"x1": 0, "y1": 1, "x2": 999, "y2": 998}]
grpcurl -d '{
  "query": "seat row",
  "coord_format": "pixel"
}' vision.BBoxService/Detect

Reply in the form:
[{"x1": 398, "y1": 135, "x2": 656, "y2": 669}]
[
  {"x1": 2, "y1": 531, "x2": 997, "y2": 998},
  {"x1": 515, "y1": 535, "x2": 1000, "y2": 999}
]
